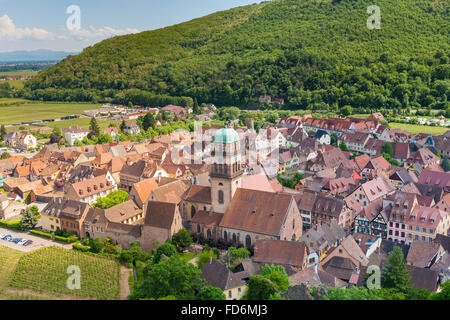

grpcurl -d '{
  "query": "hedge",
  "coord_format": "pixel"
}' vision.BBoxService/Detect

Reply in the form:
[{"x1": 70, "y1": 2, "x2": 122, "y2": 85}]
[
  {"x1": 29, "y1": 230, "x2": 78, "y2": 244},
  {"x1": 0, "y1": 220, "x2": 23, "y2": 231},
  {"x1": 29, "y1": 229, "x2": 52, "y2": 239}
]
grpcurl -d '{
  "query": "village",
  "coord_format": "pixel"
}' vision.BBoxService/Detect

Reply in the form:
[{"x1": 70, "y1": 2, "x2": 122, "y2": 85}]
[{"x1": 0, "y1": 104, "x2": 449, "y2": 300}]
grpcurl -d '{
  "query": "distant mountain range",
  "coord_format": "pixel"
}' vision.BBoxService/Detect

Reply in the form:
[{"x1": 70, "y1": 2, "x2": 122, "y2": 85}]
[{"x1": 0, "y1": 50, "x2": 79, "y2": 63}]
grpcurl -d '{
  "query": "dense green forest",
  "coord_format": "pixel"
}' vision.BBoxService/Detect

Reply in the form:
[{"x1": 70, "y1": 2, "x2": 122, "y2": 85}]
[{"x1": 22, "y1": 0, "x2": 450, "y2": 111}]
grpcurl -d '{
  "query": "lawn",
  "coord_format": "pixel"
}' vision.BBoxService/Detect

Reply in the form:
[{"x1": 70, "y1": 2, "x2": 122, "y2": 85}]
[
  {"x1": 0, "y1": 100, "x2": 101, "y2": 125},
  {"x1": 389, "y1": 122, "x2": 448, "y2": 136},
  {"x1": 9, "y1": 246, "x2": 120, "y2": 300}
]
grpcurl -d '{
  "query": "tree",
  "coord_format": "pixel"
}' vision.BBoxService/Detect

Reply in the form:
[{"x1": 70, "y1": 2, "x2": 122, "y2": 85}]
[
  {"x1": 196, "y1": 286, "x2": 226, "y2": 300},
  {"x1": 19, "y1": 206, "x2": 39, "y2": 230},
  {"x1": 260, "y1": 264, "x2": 290, "y2": 292},
  {"x1": 228, "y1": 247, "x2": 250, "y2": 264},
  {"x1": 120, "y1": 120, "x2": 126, "y2": 133},
  {"x1": 171, "y1": 229, "x2": 192, "y2": 251},
  {"x1": 381, "y1": 246, "x2": 412, "y2": 293},
  {"x1": 89, "y1": 117, "x2": 100, "y2": 137},
  {"x1": 197, "y1": 249, "x2": 218, "y2": 267},
  {"x1": 193, "y1": 98, "x2": 202, "y2": 115},
  {"x1": 339, "y1": 141, "x2": 349, "y2": 152},
  {"x1": 152, "y1": 242, "x2": 178, "y2": 264},
  {"x1": 382, "y1": 142, "x2": 394, "y2": 158},
  {"x1": 0, "y1": 125, "x2": 6, "y2": 141},
  {"x1": 89, "y1": 238, "x2": 105, "y2": 253},
  {"x1": 340, "y1": 105, "x2": 353, "y2": 117},
  {"x1": 430, "y1": 281, "x2": 450, "y2": 300},
  {"x1": 97, "y1": 133, "x2": 113, "y2": 144},
  {"x1": 442, "y1": 156, "x2": 450, "y2": 172},
  {"x1": 93, "y1": 190, "x2": 129, "y2": 209},
  {"x1": 49, "y1": 134, "x2": 60, "y2": 144},
  {"x1": 130, "y1": 255, "x2": 206, "y2": 300},
  {"x1": 128, "y1": 101, "x2": 134, "y2": 108},
  {"x1": 0, "y1": 152, "x2": 11, "y2": 160},
  {"x1": 244, "y1": 275, "x2": 276, "y2": 300},
  {"x1": 52, "y1": 127, "x2": 62, "y2": 138},
  {"x1": 142, "y1": 112, "x2": 156, "y2": 131},
  {"x1": 330, "y1": 133, "x2": 338, "y2": 147},
  {"x1": 119, "y1": 241, "x2": 151, "y2": 264}
]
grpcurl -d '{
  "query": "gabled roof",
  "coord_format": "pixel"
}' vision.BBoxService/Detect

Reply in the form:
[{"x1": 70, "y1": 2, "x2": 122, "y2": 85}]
[
  {"x1": 254, "y1": 240, "x2": 307, "y2": 267},
  {"x1": 144, "y1": 200, "x2": 178, "y2": 229},
  {"x1": 418, "y1": 169, "x2": 450, "y2": 192},
  {"x1": 360, "y1": 177, "x2": 395, "y2": 202},
  {"x1": 356, "y1": 198, "x2": 383, "y2": 221},
  {"x1": 183, "y1": 185, "x2": 211, "y2": 204},
  {"x1": 407, "y1": 265, "x2": 440, "y2": 292},
  {"x1": 104, "y1": 200, "x2": 141, "y2": 223},
  {"x1": 131, "y1": 178, "x2": 159, "y2": 204},
  {"x1": 434, "y1": 234, "x2": 450, "y2": 252},
  {"x1": 219, "y1": 189, "x2": 294, "y2": 237},
  {"x1": 407, "y1": 241, "x2": 443, "y2": 268},
  {"x1": 200, "y1": 259, "x2": 247, "y2": 290}
]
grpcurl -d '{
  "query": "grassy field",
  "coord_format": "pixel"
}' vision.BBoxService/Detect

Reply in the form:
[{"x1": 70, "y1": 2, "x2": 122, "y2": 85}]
[
  {"x1": 9, "y1": 246, "x2": 120, "y2": 300},
  {"x1": 389, "y1": 122, "x2": 448, "y2": 136},
  {"x1": 45, "y1": 118, "x2": 112, "y2": 131},
  {"x1": 0, "y1": 99, "x2": 101, "y2": 125},
  {"x1": 0, "y1": 70, "x2": 38, "y2": 77},
  {"x1": 1, "y1": 79, "x2": 25, "y2": 89}
]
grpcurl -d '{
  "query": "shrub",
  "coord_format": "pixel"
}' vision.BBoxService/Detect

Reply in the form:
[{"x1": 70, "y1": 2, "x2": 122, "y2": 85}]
[{"x1": 73, "y1": 243, "x2": 91, "y2": 252}]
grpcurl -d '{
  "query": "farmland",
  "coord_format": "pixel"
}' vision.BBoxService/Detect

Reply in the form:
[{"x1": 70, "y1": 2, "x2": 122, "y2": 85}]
[
  {"x1": 0, "y1": 246, "x2": 24, "y2": 299},
  {"x1": 0, "y1": 70, "x2": 38, "y2": 77},
  {"x1": 389, "y1": 122, "x2": 448, "y2": 136},
  {"x1": 9, "y1": 246, "x2": 120, "y2": 300},
  {"x1": 0, "y1": 98, "x2": 101, "y2": 125}
]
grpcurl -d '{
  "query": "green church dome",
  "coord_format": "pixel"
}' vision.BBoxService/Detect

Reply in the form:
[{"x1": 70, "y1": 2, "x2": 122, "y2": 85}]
[{"x1": 212, "y1": 127, "x2": 240, "y2": 144}]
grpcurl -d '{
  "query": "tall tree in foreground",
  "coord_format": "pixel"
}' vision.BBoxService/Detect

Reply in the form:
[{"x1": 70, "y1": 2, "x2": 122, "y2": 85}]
[
  {"x1": 196, "y1": 286, "x2": 226, "y2": 300},
  {"x1": 130, "y1": 255, "x2": 205, "y2": 300},
  {"x1": 19, "y1": 206, "x2": 39, "y2": 230},
  {"x1": 89, "y1": 117, "x2": 100, "y2": 137},
  {"x1": 381, "y1": 246, "x2": 412, "y2": 294},
  {"x1": 244, "y1": 275, "x2": 277, "y2": 300}
]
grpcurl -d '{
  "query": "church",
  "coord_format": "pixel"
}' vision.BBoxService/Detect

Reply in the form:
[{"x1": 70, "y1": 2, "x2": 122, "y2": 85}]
[{"x1": 182, "y1": 125, "x2": 303, "y2": 249}]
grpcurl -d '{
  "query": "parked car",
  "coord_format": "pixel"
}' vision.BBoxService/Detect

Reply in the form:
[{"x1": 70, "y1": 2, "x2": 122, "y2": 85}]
[
  {"x1": 4, "y1": 235, "x2": 13, "y2": 241},
  {"x1": 18, "y1": 239, "x2": 28, "y2": 245},
  {"x1": 12, "y1": 238, "x2": 22, "y2": 244},
  {"x1": 23, "y1": 240, "x2": 33, "y2": 246},
  {"x1": 0, "y1": 233, "x2": 6, "y2": 239}
]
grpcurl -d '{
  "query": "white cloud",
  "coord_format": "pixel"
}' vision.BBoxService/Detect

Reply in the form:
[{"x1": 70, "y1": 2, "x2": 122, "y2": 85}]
[
  {"x1": 69, "y1": 26, "x2": 139, "y2": 41},
  {"x1": 0, "y1": 14, "x2": 55, "y2": 40}
]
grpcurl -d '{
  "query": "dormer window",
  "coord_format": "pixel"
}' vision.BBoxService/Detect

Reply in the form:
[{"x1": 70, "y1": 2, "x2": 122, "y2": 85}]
[
  {"x1": 420, "y1": 218, "x2": 425, "y2": 222},
  {"x1": 430, "y1": 219, "x2": 435, "y2": 224}
]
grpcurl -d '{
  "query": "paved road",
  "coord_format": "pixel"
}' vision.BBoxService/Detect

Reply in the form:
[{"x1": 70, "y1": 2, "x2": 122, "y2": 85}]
[{"x1": 0, "y1": 227, "x2": 71, "y2": 252}]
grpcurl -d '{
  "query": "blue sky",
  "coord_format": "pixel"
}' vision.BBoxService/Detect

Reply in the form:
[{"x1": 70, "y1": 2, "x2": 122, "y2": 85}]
[{"x1": 0, "y1": 0, "x2": 264, "y2": 52}]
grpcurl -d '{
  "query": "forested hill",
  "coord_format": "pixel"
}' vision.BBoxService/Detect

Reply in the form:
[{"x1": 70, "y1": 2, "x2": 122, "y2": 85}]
[{"x1": 24, "y1": 0, "x2": 450, "y2": 111}]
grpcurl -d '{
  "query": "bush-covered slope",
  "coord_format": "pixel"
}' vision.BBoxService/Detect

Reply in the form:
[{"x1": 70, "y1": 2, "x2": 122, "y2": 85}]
[{"x1": 25, "y1": 0, "x2": 450, "y2": 110}]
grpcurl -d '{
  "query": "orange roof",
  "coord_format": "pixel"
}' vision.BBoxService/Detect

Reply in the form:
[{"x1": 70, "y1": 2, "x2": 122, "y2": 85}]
[{"x1": 132, "y1": 178, "x2": 159, "y2": 204}]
